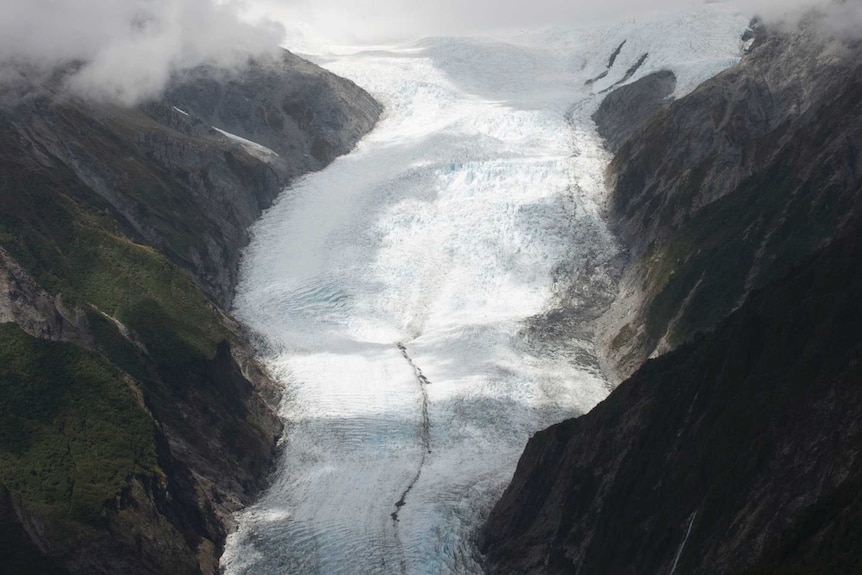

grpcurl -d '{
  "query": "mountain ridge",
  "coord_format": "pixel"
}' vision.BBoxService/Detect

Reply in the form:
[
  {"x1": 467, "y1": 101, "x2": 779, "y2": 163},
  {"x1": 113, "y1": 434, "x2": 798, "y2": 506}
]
[
  {"x1": 0, "y1": 49, "x2": 381, "y2": 574},
  {"x1": 597, "y1": 24, "x2": 862, "y2": 380},
  {"x1": 482, "y1": 21, "x2": 862, "y2": 575}
]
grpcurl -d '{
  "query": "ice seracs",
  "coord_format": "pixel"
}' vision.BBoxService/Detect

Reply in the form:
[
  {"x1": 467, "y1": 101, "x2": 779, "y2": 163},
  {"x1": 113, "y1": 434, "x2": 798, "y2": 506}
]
[{"x1": 221, "y1": 6, "x2": 749, "y2": 575}]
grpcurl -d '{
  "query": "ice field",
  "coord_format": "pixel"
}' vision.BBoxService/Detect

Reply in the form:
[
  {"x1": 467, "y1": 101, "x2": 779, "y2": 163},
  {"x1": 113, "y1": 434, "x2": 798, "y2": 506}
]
[{"x1": 222, "y1": 8, "x2": 749, "y2": 574}]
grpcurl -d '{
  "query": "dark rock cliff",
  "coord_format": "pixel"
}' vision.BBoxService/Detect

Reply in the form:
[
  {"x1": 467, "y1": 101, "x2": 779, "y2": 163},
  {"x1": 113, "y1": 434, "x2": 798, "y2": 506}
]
[
  {"x1": 592, "y1": 70, "x2": 677, "y2": 154},
  {"x1": 482, "y1": 22, "x2": 862, "y2": 575},
  {"x1": 483, "y1": 216, "x2": 862, "y2": 575},
  {"x1": 597, "y1": 27, "x2": 862, "y2": 380},
  {"x1": 0, "y1": 51, "x2": 380, "y2": 574}
]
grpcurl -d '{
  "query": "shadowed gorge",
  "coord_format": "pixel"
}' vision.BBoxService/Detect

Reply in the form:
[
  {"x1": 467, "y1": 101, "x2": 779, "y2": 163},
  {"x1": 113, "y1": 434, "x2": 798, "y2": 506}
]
[{"x1": 596, "y1": 27, "x2": 862, "y2": 379}]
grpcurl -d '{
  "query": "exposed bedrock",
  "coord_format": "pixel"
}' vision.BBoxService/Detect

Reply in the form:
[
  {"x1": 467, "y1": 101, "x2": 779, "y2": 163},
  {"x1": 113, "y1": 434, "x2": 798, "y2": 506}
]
[
  {"x1": 483, "y1": 215, "x2": 862, "y2": 574},
  {"x1": 592, "y1": 70, "x2": 676, "y2": 154}
]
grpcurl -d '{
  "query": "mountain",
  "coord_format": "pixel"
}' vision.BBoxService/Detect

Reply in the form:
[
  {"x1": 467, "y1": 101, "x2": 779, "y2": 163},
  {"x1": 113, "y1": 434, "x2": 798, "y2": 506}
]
[
  {"x1": 482, "y1": 20, "x2": 862, "y2": 575},
  {"x1": 0, "y1": 50, "x2": 380, "y2": 574},
  {"x1": 597, "y1": 23, "x2": 862, "y2": 380}
]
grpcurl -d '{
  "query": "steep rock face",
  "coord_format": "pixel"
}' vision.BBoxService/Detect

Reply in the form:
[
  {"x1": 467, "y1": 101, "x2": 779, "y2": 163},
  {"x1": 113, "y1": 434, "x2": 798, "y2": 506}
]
[
  {"x1": 0, "y1": 247, "x2": 84, "y2": 342},
  {"x1": 0, "y1": 53, "x2": 380, "y2": 574},
  {"x1": 597, "y1": 28, "x2": 862, "y2": 379},
  {"x1": 164, "y1": 50, "x2": 380, "y2": 171},
  {"x1": 483, "y1": 216, "x2": 862, "y2": 575},
  {"x1": 2, "y1": 50, "x2": 381, "y2": 306},
  {"x1": 592, "y1": 70, "x2": 677, "y2": 154},
  {"x1": 482, "y1": 23, "x2": 862, "y2": 575}
]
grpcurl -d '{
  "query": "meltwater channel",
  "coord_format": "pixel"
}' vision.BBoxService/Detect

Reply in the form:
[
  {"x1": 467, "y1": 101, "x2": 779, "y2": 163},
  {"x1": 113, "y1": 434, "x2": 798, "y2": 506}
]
[{"x1": 222, "y1": 9, "x2": 748, "y2": 575}]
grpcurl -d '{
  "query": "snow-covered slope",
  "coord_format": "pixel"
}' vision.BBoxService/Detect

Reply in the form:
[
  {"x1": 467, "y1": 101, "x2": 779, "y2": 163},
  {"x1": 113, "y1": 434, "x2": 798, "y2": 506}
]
[{"x1": 222, "y1": 7, "x2": 749, "y2": 574}]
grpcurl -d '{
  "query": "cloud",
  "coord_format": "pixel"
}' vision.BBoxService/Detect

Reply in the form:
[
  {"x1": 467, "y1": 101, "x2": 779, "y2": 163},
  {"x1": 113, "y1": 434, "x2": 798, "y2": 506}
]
[
  {"x1": 246, "y1": 0, "x2": 859, "y2": 49},
  {"x1": 814, "y1": 0, "x2": 862, "y2": 38},
  {"x1": 1, "y1": 0, "x2": 856, "y2": 104},
  {"x1": 0, "y1": 0, "x2": 285, "y2": 105},
  {"x1": 737, "y1": 0, "x2": 862, "y2": 41}
]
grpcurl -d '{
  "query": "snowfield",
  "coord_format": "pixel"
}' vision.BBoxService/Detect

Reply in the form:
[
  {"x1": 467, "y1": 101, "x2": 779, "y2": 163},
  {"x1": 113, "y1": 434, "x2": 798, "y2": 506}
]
[{"x1": 222, "y1": 8, "x2": 749, "y2": 574}]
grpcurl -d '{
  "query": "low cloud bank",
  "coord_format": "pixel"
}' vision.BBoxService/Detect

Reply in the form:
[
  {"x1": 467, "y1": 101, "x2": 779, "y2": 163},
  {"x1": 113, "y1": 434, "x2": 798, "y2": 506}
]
[
  {"x1": 1, "y1": 0, "x2": 858, "y2": 104},
  {"x1": 813, "y1": 0, "x2": 862, "y2": 38},
  {"x1": 0, "y1": 0, "x2": 285, "y2": 105},
  {"x1": 250, "y1": 0, "x2": 861, "y2": 49}
]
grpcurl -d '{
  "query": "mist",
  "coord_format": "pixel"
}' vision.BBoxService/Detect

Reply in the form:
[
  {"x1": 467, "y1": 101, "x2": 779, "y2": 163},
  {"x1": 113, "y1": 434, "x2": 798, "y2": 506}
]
[
  {"x1": 0, "y1": 0, "x2": 284, "y2": 105},
  {"x1": 1, "y1": 0, "x2": 858, "y2": 105},
  {"x1": 819, "y1": 0, "x2": 862, "y2": 39},
  {"x1": 247, "y1": 0, "x2": 856, "y2": 49}
]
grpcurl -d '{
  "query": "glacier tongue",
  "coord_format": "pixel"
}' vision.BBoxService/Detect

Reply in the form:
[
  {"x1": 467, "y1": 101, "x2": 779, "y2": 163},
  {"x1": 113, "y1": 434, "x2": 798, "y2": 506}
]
[{"x1": 222, "y1": 7, "x2": 748, "y2": 575}]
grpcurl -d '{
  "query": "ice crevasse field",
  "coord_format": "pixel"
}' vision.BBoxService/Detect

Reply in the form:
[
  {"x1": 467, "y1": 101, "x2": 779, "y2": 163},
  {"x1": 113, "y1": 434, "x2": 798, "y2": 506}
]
[{"x1": 222, "y1": 8, "x2": 750, "y2": 574}]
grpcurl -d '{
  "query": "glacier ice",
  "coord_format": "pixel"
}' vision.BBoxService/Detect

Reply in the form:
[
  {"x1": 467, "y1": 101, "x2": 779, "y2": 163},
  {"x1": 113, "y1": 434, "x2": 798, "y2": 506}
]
[{"x1": 221, "y1": 7, "x2": 749, "y2": 574}]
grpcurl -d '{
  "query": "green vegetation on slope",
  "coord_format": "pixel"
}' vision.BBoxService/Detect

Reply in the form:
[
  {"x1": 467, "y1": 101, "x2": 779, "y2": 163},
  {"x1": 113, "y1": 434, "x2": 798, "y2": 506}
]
[
  {"x1": 0, "y1": 129, "x2": 254, "y2": 571},
  {"x1": 0, "y1": 51, "x2": 380, "y2": 572},
  {"x1": 0, "y1": 153, "x2": 229, "y2": 369},
  {"x1": 0, "y1": 323, "x2": 156, "y2": 536}
]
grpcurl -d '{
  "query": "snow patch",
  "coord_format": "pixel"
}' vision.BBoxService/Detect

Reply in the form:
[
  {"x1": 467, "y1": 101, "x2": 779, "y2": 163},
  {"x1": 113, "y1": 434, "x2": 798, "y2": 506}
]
[{"x1": 212, "y1": 126, "x2": 280, "y2": 159}]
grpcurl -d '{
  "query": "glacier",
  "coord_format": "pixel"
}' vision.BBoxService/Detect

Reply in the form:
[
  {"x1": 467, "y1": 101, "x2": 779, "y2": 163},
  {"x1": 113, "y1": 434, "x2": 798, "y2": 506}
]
[{"x1": 221, "y1": 7, "x2": 749, "y2": 574}]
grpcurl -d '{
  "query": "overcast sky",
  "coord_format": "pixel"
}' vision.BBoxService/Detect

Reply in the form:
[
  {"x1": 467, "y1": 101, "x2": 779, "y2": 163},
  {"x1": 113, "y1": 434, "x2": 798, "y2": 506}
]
[
  {"x1": 0, "y1": 0, "x2": 284, "y2": 104},
  {"x1": 0, "y1": 0, "x2": 854, "y2": 104},
  {"x1": 247, "y1": 0, "x2": 841, "y2": 47}
]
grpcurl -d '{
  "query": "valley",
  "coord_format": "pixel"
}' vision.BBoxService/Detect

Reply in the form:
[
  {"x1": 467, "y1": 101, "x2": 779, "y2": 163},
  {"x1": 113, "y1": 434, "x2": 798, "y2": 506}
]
[{"x1": 222, "y1": 9, "x2": 748, "y2": 573}]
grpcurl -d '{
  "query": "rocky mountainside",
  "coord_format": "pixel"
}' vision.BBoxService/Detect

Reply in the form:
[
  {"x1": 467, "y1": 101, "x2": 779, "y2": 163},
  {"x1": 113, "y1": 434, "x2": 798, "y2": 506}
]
[
  {"x1": 598, "y1": 24, "x2": 862, "y2": 380},
  {"x1": 591, "y1": 69, "x2": 677, "y2": 154},
  {"x1": 0, "y1": 51, "x2": 380, "y2": 574},
  {"x1": 3, "y1": 51, "x2": 381, "y2": 307},
  {"x1": 482, "y1": 21, "x2": 862, "y2": 575},
  {"x1": 483, "y1": 216, "x2": 862, "y2": 575}
]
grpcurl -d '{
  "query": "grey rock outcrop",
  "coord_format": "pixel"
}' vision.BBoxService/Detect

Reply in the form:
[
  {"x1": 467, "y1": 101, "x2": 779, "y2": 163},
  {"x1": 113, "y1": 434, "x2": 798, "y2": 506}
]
[
  {"x1": 165, "y1": 50, "x2": 380, "y2": 174},
  {"x1": 0, "y1": 247, "x2": 83, "y2": 343},
  {"x1": 483, "y1": 217, "x2": 862, "y2": 574}
]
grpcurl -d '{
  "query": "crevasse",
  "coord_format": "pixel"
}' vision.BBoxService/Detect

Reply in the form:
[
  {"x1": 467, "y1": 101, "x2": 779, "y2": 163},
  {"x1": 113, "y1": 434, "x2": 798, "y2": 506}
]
[{"x1": 222, "y1": 8, "x2": 748, "y2": 574}]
